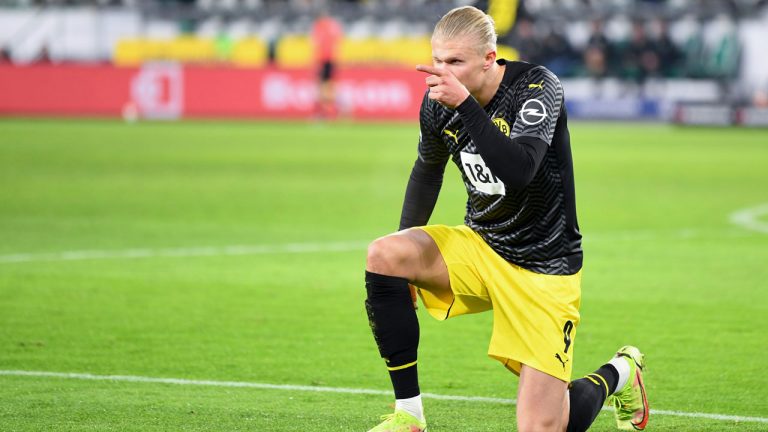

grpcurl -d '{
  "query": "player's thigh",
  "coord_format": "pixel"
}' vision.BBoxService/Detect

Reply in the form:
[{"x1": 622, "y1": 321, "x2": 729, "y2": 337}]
[
  {"x1": 485, "y1": 266, "x2": 581, "y2": 381},
  {"x1": 404, "y1": 228, "x2": 451, "y2": 294},
  {"x1": 516, "y1": 365, "x2": 569, "y2": 432},
  {"x1": 366, "y1": 228, "x2": 450, "y2": 294},
  {"x1": 414, "y1": 225, "x2": 494, "y2": 318}
]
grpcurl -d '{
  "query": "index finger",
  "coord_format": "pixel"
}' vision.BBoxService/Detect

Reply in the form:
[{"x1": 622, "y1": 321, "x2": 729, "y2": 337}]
[{"x1": 416, "y1": 64, "x2": 443, "y2": 76}]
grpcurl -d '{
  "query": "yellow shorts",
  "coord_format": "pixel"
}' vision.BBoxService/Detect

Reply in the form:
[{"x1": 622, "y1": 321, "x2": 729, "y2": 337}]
[{"x1": 415, "y1": 224, "x2": 582, "y2": 382}]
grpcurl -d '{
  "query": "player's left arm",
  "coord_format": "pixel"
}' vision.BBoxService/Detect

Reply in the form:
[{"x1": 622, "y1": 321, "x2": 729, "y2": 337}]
[
  {"x1": 457, "y1": 67, "x2": 563, "y2": 190},
  {"x1": 417, "y1": 65, "x2": 562, "y2": 190}
]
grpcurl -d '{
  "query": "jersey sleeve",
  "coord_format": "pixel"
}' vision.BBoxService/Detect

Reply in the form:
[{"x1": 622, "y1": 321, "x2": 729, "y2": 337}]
[
  {"x1": 417, "y1": 91, "x2": 450, "y2": 165},
  {"x1": 510, "y1": 66, "x2": 564, "y2": 145}
]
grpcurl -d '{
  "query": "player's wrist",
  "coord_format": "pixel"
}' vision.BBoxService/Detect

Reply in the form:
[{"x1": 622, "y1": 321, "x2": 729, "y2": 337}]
[
  {"x1": 455, "y1": 91, "x2": 471, "y2": 108},
  {"x1": 455, "y1": 93, "x2": 480, "y2": 114}
]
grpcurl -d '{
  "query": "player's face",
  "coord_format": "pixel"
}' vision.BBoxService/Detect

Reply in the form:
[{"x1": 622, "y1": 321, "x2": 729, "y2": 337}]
[{"x1": 431, "y1": 36, "x2": 492, "y2": 95}]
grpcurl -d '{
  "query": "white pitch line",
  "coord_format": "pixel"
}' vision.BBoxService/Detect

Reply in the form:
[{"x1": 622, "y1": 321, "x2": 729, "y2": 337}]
[
  {"x1": 0, "y1": 241, "x2": 369, "y2": 264},
  {"x1": 730, "y1": 203, "x2": 768, "y2": 234},
  {"x1": 0, "y1": 226, "x2": 761, "y2": 265},
  {"x1": 1, "y1": 370, "x2": 766, "y2": 424}
]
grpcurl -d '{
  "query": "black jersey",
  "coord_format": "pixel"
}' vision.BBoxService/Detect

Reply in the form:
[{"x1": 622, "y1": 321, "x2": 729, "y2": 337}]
[{"x1": 416, "y1": 60, "x2": 582, "y2": 275}]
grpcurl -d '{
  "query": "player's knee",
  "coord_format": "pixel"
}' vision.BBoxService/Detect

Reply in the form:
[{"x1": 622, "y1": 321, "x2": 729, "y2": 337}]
[{"x1": 366, "y1": 235, "x2": 414, "y2": 277}]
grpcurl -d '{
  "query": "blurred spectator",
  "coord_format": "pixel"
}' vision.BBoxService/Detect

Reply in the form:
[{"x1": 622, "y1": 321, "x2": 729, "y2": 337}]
[
  {"x1": 620, "y1": 21, "x2": 660, "y2": 82},
  {"x1": 0, "y1": 47, "x2": 10, "y2": 64},
  {"x1": 582, "y1": 46, "x2": 608, "y2": 78},
  {"x1": 584, "y1": 19, "x2": 617, "y2": 76},
  {"x1": 38, "y1": 46, "x2": 51, "y2": 64},
  {"x1": 539, "y1": 26, "x2": 577, "y2": 77},
  {"x1": 311, "y1": 8, "x2": 343, "y2": 119},
  {"x1": 509, "y1": 18, "x2": 543, "y2": 64},
  {"x1": 651, "y1": 19, "x2": 682, "y2": 77},
  {"x1": 579, "y1": 19, "x2": 613, "y2": 78},
  {"x1": 585, "y1": 19, "x2": 612, "y2": 57}
]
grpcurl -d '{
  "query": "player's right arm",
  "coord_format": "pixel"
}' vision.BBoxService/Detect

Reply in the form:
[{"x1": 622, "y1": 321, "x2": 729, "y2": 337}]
[{"x1": 398, "y1": 93, "x2": 449, "y2": 231}]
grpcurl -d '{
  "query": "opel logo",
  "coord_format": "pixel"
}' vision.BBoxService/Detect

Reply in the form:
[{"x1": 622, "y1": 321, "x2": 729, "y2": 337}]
[{"x1": 520, "y1": 99, "x2": 547, "y2": 126}]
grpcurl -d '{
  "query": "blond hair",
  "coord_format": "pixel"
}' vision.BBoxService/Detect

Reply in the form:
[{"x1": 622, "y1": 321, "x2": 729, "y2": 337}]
[{"x1": 432, "y1": 6, "x2": 497, "y2": 54}]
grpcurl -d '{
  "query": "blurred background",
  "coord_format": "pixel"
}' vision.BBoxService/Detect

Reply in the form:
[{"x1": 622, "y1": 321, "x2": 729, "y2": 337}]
[{"x1": 1, "y1": 0, "x2": 768, "y2": 124}]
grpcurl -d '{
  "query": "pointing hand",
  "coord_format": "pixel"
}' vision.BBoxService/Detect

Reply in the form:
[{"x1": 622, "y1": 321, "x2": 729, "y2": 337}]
[{"x1": 416, "y1": 65, "x2": 471, "y2": 109}]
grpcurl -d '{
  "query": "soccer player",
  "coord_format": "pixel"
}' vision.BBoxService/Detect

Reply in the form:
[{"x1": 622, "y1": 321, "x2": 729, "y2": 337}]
[
  {"x1": 311, "y1": 8, "x2": 342, "y2": 119},
  {"x1": 363, "y1": 6, "x2": 649, "y2": 432}
]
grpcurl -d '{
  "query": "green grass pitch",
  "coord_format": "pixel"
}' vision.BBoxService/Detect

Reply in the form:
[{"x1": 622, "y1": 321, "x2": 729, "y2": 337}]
[{"x1": 0, "y1": 118, "x2": 767, "y2": 431}]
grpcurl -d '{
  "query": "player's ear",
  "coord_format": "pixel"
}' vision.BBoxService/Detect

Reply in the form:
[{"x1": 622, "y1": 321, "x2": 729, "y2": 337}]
[{"x1": 483, "y1": 50, "x2": 497, "y2": 70}]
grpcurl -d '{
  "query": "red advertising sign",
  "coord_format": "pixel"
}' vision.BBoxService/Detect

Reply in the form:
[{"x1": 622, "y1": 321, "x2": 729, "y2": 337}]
[{"x1": 0, "y1": 64, "x2": 425, "y2": 120}]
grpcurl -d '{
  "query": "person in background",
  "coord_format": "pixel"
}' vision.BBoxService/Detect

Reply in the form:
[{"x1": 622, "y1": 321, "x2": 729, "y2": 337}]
[
  {"x1": 540, "y1": 25, "x2": 577, "y2": 77},
  {"x1": 651, "y1": 19, "x2": 682, "y2": 77},
  {"x1": 510, "y1": 18, "x2": 543, "y2": 64},
  {"x1": 583, "y1": 18, "x2": 616, "y2": 77},
  {"x1": 311, "y1": 8, "x2": 343, "y2": 119},
  {"x1": 622, "y1": 21, "x2": 661, "y2": 83},
  {"x1": 0, "y1": 46, "x2": 11, "y2": 63}
]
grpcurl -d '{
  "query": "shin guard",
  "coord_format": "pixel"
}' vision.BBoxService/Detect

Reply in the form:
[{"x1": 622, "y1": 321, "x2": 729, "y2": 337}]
[{"x1": 365, "y1": 271, "x2": 420, "y2": 398}]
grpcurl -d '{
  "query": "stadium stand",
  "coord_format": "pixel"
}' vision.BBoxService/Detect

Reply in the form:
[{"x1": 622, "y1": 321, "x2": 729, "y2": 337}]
[
  {"x1": 1, "y1": 0, "x2": 767, "y2": 123},
  {"x1": 0, "y1": 1, "x2": 757, "y2": 77}
]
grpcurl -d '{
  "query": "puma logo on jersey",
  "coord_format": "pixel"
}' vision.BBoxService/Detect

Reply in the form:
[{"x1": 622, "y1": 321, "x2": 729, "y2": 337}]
[
  {"x1": 443, "y1": 129, "x2": 459, "y2": 144},
  {"x1": 528, "y1": 80, "x2": 544, "y2": 90},
  {"x1": 555, "y1": 353, "x2": 569, "y2": 370}
]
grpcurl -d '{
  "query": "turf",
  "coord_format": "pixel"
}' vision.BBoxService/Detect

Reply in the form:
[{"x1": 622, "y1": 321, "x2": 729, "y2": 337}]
[{"x1": 0, "y1": 118, "x2": 766, "y2": 431}]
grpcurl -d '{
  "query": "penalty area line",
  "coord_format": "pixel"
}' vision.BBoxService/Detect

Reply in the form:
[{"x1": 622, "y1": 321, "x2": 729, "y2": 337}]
[{"x1": 1, "y1": 370, "x2": 767, "y2": 424}]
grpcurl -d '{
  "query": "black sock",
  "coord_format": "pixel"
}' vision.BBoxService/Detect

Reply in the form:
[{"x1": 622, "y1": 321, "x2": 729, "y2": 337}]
[
  {"x1": 566, "y1": 364, "x2": 619, "y2": 432},
  {"x1": 388, "y1": 362, "x2": 419, "y2": 400},
  {"x1": 364, "y1": 271, "x2": 420, "y2": 399}
]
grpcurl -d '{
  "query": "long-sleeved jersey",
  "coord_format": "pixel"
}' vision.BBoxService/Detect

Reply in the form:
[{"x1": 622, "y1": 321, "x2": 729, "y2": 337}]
[{"x1": 401, "y1": 59, "x2": 582, "y2": 275}]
